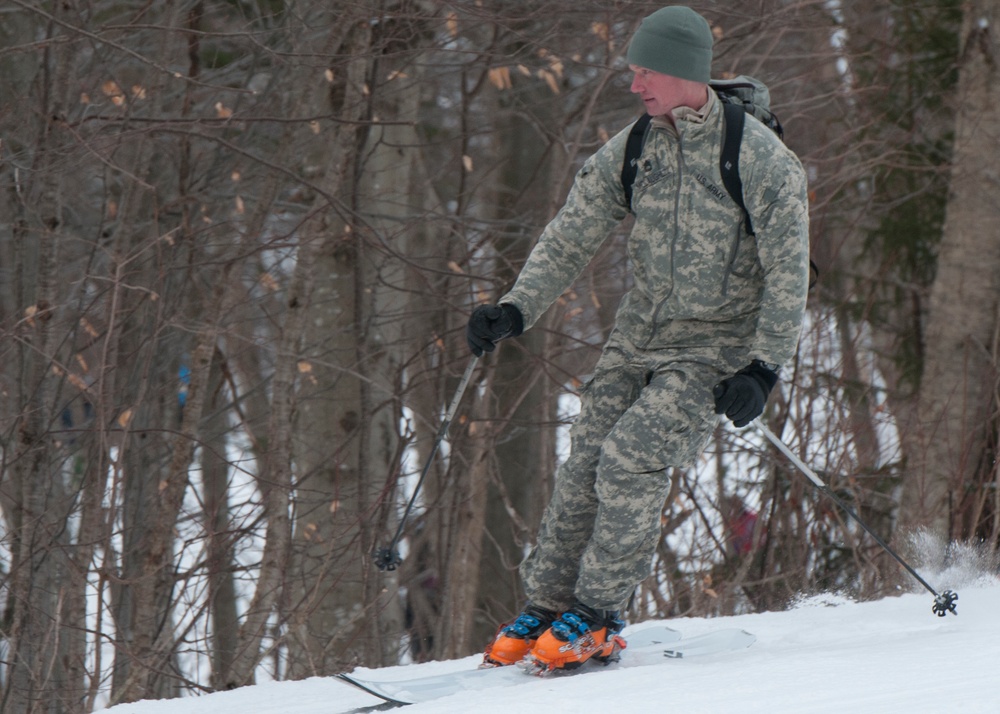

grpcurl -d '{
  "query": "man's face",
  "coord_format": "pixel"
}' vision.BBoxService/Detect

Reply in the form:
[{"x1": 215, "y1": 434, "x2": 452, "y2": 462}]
[{"x1": 629, "y1": 64, "x2": 692, "y2": 117}]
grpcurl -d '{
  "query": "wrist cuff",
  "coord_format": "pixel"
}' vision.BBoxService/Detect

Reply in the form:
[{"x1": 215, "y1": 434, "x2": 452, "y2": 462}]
[{"x1": 499, "y1": 303, "x2": 524, "y2": 338}]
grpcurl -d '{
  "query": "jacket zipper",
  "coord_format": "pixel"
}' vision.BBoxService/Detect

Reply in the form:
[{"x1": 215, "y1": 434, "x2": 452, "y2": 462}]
[{"x1": 641, "y1": 132, "x2": 685, "y2": 349}]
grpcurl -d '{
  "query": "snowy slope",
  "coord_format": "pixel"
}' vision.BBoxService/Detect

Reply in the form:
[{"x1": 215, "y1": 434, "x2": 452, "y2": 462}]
[{"x1": 104, "y1": 577, "x2": 999, "y2": 714}]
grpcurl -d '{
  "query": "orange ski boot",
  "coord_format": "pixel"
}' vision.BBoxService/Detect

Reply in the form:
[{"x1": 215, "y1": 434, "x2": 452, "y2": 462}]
[
  {"x1": 482, "y1": 604, "x2": 558, "y2": 667},
  {"x1": 521, "y1": 604, "x2": 625, "y2": 674}
]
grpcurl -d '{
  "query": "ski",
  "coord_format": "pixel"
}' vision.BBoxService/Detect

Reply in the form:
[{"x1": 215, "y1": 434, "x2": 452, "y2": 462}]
[{"x1": 338, "y1": 626, "x2": 754, "y2": 708}]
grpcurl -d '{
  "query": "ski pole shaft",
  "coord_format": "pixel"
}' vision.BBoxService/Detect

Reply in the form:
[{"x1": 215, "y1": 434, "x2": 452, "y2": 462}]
[
  {"x1": 373, "y1": 355, "x2": 479, "y2": 571},
  {"x1": 756, "y1": 421, "x2": 957, "y2": 616}
]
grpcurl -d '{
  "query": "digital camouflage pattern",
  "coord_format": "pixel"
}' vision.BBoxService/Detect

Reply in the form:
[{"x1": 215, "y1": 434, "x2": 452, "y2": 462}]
[
  {"x1": 500, "y1": 91, "x2": 810, "y2": 611},
  {"x1": 520, "y1": 337, "x2": 751, "y2": 611},
  {"x1": 501, "y1": 90, "x2": 809, "y2": 367}
]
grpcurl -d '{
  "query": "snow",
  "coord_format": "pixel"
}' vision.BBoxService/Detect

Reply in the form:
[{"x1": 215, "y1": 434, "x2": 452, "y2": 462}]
[{"x1": 103, "y1": 573, "x2": 1000, "y2": 714}]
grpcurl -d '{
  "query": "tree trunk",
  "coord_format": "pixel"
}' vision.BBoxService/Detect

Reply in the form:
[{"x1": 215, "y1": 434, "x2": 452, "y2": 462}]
[{"x1": 900, "y1": 2, "x2": 1000, "y2": 540}]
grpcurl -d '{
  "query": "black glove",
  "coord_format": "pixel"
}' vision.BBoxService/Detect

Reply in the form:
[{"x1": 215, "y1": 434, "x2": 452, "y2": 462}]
[
  {"x1": 713, "y1": 360, "x2": 779, "y2": 428},
  {"x1": 466, "y1": 303, "x2": 524, "y2": 356}
]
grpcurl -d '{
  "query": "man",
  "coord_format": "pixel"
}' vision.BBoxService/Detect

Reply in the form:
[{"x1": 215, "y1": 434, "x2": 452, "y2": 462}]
[{"x1": 467, "y1": 5, "x2": 809, "y2": 672}]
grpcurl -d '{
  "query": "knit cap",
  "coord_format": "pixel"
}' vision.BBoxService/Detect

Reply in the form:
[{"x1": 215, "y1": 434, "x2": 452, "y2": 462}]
[{"x1": 626, "y1": 6, "x2": 714, "y2": 83}]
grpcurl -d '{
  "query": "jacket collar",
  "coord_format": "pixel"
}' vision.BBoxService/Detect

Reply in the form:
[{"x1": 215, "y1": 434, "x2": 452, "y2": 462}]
[{"x1": 650, "y1": 89, "x2": 719, "y2": 137}]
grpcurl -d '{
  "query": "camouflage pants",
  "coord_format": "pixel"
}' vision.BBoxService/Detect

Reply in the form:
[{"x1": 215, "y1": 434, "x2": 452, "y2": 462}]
[{"x1": 520, "y1": 331, "x2": 746, "y2": 612}]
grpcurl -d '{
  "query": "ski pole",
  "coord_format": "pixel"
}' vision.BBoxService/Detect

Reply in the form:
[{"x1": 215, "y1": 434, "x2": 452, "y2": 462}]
[
  {"x1": 373, "y1": 355, "x2": 480, "y2": 571},
  {"x1": 755, "y1": 420, "x2": 958, "y2": 617}
]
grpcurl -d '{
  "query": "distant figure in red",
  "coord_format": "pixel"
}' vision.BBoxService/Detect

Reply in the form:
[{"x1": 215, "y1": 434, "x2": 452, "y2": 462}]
[{"x1": 721, "y1": 495, "x2": 759, "y2": 556}]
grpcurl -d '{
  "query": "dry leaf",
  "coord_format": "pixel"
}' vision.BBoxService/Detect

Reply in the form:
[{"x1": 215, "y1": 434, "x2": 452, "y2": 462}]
[
  {"x1": 325, "y1": 68, "x2": 335, "y2": 83},
  {"x1": 488, "y1": 66, "x2": 512, "y2": 91},
  {"x1": 445, "y1": 11, "x2": 458, "y2": 37},
  {"x1": 259, "y1": 273, "x2": 279, "y2": 292},
  {"x1": 234, "y1": 195, "x2": 245, "y2": 214},
  {"x1": 447, "y1": 260, "x2": 465, "y2": 274},
  {"x1": 297, "y1": 360, "x2": 313, "y2": 374},
  {"x1": 591, "y1": 22, "x2": 610, "y2": 41},
  {"x1": 101, "y1": 80, "x2": 124, "y2": 102},
  {"x1": 462, "y1": 155, "x2": 474, "y2": 172},
  {"x1": 309, "y1": 120, "x2": 321, "y2": 134},
  {"x1": 539, "y1": 69, "x2": 560, "y2": 94},
  {"x1": 68, "y1": 373, "x2": 89, "y2": 391},
  {"x1": 215, "y1": 101, "x2": 233, "y2": 118},
  {"x1": 117, "y1": 408, "x2": 134, "y2": 428},
  {"x1": 80, "y1": 317, "x2": 99, "y2": 338}
]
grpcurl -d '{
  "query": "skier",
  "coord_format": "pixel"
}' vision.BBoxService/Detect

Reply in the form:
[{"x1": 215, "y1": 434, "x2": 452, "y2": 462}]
[{"x1": 467, "y1": 5, "x2": 810, "y2": 672}]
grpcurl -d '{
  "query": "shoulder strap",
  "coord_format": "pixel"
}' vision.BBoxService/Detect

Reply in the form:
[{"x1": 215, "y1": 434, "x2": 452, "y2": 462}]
[
  {"x1": 621, "y1": 113, "x2": 652, "y2": 211},
  {"x1": 720, "y1": 101, "x2": 753, "y2": 235},
  {"x1": 720, "y1": 101, "x2": 819, "y2": 287}
]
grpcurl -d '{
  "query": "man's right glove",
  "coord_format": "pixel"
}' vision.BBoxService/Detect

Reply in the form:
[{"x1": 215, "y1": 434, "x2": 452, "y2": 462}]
[
  {"x1": 713, "y1": 360, "x2": 779, "y2": 428},
  {"x1": 466, "y1": 303, "x2": 524, "y2": 356}
]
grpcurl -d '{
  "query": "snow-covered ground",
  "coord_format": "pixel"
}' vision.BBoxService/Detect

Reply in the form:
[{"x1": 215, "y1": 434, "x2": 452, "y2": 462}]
[{"x1": 105, "y1": 568, "x2": 998, "y2": 714}]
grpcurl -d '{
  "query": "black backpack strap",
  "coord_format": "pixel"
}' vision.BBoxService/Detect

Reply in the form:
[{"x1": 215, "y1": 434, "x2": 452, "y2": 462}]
[
  {"x1": 719, "y1": 101, "x2": 753, "y2": 235},
  {"x1": 621, "y1": 113, "x2": 652, "y2": 211},
  {"x1": 720, "y1": 101, "x2": 819, "y2": 288}
]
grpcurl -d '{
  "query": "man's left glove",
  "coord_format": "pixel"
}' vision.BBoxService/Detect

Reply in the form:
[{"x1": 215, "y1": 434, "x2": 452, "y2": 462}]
[
  {"x1": 466, "y1": 303, "x2": 524, "y2": 356},
  {"x1": 713, "y1": 360, "x2": 779, "y2": 428}
]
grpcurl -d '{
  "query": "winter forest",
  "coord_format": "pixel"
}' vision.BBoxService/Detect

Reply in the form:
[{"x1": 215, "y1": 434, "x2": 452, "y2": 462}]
[{"x1": 1, "y1": 0, "x2": 998, "y2": 711}]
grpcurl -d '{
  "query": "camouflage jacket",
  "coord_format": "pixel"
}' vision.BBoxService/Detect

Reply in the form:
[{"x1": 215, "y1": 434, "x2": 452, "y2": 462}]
[{"x1": 500, "y1": 91, "x2": 810, "y2": 367}]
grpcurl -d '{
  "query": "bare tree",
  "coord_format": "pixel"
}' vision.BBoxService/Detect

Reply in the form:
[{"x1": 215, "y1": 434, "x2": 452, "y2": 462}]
[
  {"x1": 1, "y1": 1, "x2": 996, "y2": 711},
  {"x1": 899, "y1": 0, "x2": 1000, "y2": 541}
]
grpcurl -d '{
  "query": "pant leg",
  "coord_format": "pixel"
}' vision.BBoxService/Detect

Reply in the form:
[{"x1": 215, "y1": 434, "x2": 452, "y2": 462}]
[
  {"x1": 574, "y1": 359, "x2": 721, "y2": 610},
  {"x1": 519, "y1": 343, "x2": 642, "y2": 611}
]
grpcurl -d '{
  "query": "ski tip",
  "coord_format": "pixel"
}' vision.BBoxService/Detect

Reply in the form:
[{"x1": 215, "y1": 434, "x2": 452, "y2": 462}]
[
  {"x1": 337, "y1": 673, "x2": 412, "y2": 707},
  {"x1": 661, "y1": 628, "x2": 756, "y2": 659}
]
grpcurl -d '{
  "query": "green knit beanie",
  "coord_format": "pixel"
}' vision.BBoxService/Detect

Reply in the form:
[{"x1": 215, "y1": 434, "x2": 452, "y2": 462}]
[{"x1": 627, "y1": 6, "x2": 714, "y2": 83}]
